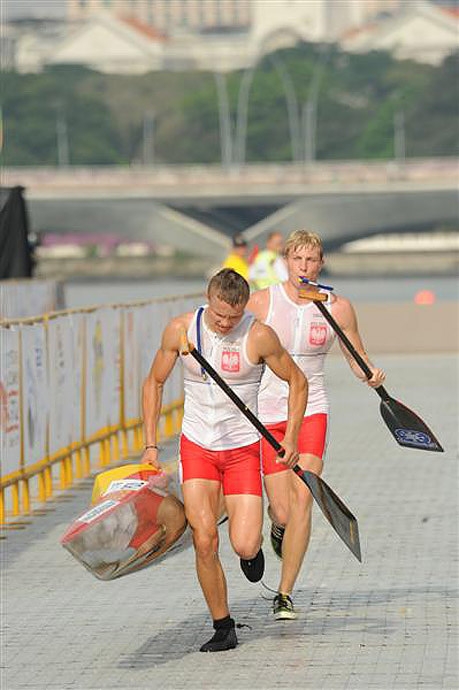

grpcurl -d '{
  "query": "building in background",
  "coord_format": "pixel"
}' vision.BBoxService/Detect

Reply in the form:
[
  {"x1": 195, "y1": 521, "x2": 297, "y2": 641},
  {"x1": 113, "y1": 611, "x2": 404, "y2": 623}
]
[
  {"x1": 342, "y1": 1, "x2": 459, "y2": 65},
  {"x1": 66, "y1": 0, "x2": 404, "y2": 40},
  {"x1": 4, "y1": 0, "x2": 459, "y2": 74},
  {"x1": 42, "y1": 12, "x2": 165, "y2": 74},
  {"x1": 67, "y1": 0, "x2": 252, "y2": 33}
]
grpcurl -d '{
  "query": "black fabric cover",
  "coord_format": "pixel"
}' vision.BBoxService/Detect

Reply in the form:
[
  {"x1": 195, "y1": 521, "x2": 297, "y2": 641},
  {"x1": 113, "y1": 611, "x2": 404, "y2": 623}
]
[{"x1": 0, "y1": 186, "x2": 33, "y2": 278}]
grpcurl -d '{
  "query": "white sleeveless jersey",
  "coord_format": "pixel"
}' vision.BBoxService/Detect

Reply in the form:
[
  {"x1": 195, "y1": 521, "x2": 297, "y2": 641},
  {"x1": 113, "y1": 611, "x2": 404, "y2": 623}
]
[
  {"x1": 258, "y1": 284, "x2": 336, "y2": 423},
  {"x1": 180, "y1": 307, "x2": 264, "y2": 450}
]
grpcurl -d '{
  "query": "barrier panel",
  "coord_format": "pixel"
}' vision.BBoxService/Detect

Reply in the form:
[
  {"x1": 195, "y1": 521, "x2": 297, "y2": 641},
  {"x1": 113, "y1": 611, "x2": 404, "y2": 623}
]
[
  {"x1": 0, "y1": 278, "x2": 64, "y2": 319},
  {"x1": 0, "y1": 293, "x2": 202, "y2": 526}
]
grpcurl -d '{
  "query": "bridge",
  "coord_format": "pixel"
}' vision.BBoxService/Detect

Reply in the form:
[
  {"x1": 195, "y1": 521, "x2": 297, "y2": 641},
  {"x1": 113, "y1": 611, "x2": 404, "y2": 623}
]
[{"x1": 4, "y1": 158, "x2": 458, "y2": 259}]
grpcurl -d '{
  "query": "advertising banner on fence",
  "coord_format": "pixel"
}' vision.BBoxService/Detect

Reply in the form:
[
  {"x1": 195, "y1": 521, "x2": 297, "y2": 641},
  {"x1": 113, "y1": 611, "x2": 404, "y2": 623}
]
[
  {"x1": 85, "y1": 310, "x2": 107, "y2": 439},
  {"x1": 122, "y1": 308, "x2": 140, "y2": 423},
  {"x1": 70, "y1": 312, "x2": 84, "y2": 444},
  {"x1": 21, "y1": 322, "x2": 48, "y2": 465},
  {"x1": 0, "y1": 327, "x2": 21, "y2": 477},
  {"x1": 134, "y1": 297, "x2": 200, "y2": 412},
  {"x1": 85, "y1": 308, "x2": 120, "y2": 439},
  {"x1": 108, "y1": 308, "x2": 121, "y2": 430},
  {"x1": 48, "y1": 316, "x2": 73, "y2": 455},
  {"x1": 162, "y1": 300, "x2": 181, "y2": 408},
  {"x1": 138, "y1": 302, "x2": 161, "y2": 386},
  {"x1": 0, "y1": 279, "x2": 61, "y2": 319},
  {"x1": 26, "y1": 281, "x2": 59, "y2": 318}
]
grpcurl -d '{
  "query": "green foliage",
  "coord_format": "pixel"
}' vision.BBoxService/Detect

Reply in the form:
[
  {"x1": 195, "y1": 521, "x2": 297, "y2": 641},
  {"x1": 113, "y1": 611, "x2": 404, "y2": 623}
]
[
  {"x1": 1, "y1": 66, "x2": 121, "y2": 164},
  {"x1": 1, "y1": 47, "x2": 457, "y2": 165},
  {"x1": 405, "y1": 52, "x2": 459, "y2": 156},
  {"x1": 356, "y1": 98, "x2": 398, "y2": 159}
]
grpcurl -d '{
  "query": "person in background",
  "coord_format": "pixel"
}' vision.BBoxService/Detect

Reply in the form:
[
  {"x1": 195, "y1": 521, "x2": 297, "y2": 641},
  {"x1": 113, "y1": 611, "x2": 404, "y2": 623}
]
[
  {"x1": 222, "y1": 233, "x2": 249, "y2": 280},
  {"x1": 142, "y1": 269, "x2": 307, "y2": 652},
  {"x1": 249, "y1": 231, "x2": 288, "y2": 290},
  {"x1": 247, "y1": 229, "x2": 385, "y2": 621}
]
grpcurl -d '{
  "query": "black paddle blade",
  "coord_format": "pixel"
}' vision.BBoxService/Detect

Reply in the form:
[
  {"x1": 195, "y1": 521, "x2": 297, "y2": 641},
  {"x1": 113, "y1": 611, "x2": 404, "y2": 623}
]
[
  {"x1": 379, "y1": 397, "x2": 444, "y2": 452},
  {"x1": 297, "y1": 468, "x2": 362, "y2": 562}
]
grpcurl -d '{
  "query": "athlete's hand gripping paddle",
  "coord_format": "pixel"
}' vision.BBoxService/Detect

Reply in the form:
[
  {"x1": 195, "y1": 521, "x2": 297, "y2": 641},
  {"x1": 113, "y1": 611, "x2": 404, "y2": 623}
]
[
  {"x1": 299, "y1": 277, "x2": 444, "y2": 453},
  {"x1": 180, "y1": 330, "x2": 362, "y2": 562}
]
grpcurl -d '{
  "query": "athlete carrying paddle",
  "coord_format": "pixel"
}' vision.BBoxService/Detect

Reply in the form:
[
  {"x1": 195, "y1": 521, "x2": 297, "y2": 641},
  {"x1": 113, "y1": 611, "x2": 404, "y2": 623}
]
[
  {"x1": 141, "y1": 268, "x2": 307, "y2": 652},
  {"x1": 247, "y1": 229, "x2": 386, "y2": 620}
]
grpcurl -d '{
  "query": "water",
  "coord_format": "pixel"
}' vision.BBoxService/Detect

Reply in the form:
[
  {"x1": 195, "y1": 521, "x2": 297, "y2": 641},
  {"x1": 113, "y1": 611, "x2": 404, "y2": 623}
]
[{"x1": 64, "y1": 275, "x2": 458, "y2": 310}]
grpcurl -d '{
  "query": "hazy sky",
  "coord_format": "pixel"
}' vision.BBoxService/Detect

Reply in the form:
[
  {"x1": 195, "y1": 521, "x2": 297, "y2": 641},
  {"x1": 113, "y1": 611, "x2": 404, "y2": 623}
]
[{"x1": 4, "y1": 0, "x2": 67, "y2": 20}]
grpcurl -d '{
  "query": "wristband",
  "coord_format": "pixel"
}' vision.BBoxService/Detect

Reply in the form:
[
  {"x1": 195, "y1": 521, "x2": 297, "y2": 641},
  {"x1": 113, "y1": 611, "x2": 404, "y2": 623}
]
[{"x1": 144, "y1": 444, "x2": 158, "y2": 450}]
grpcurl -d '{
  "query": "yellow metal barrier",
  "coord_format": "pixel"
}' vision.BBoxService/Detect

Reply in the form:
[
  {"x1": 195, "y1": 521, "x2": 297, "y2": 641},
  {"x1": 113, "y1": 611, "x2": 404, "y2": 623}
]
[{"x1": 0, "y1": 292, "x2": 201, "y2": 528}]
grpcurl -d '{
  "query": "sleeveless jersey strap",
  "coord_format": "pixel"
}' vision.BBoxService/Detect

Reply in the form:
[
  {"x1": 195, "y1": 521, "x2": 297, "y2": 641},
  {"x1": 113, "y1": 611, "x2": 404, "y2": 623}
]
[{"x1": 196, "y1": 307, "x2": 207, "y2": 380}]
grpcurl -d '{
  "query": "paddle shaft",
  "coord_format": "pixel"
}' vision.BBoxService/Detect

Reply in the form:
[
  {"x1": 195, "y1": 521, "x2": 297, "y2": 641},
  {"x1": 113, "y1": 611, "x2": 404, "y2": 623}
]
[{"x1": 313, "y1": 299, "x2": 390, "y2": 402}]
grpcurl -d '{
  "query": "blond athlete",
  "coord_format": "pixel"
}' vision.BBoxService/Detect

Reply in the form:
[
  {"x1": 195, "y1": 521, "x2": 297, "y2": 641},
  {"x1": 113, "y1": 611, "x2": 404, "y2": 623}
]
[{"x1": 248, "y1": 230, "x2": 385, "y2": 620}]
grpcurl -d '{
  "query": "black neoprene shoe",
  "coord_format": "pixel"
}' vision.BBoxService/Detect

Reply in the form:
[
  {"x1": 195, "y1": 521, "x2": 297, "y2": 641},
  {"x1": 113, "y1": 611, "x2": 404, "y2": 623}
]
[
  {"x1": 240, "y1": 548, "x2": 265, "y2": 583},
  {"x1": 200, "y1": 623, "x2": 238, "y2": 652}
]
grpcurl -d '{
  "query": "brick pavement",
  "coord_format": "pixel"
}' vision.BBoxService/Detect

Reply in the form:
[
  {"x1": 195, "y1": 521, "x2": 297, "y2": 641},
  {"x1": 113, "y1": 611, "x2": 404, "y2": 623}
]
[{"x1": 2, "y1": 354, "x2": 458, "y2": 690}]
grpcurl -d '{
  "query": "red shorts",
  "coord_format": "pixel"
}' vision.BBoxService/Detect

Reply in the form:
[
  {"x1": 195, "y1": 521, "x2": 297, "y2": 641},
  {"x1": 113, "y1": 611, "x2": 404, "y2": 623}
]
[
  {"x1": 261, "y1": 413, "x2": 328, "y2": 476},
  {"x1": 179, "y1": 435, "x2": 262, "y2": 496}
]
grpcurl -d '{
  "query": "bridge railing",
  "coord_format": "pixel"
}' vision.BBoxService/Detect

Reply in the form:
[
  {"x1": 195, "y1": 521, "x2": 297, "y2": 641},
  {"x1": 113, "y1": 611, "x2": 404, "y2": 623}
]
[
  {"x1": 0, "y1": 292, "x2": 202, "y2": 526},
  {"x1": 4, "y1": 157, "x2": 457, "y2": 191}
]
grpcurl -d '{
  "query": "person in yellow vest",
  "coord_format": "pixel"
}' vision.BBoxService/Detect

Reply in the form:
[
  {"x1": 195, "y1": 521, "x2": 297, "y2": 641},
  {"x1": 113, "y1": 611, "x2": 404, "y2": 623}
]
[
  {"x1": 222, "y1": 234, "x2": 249, "y2": 280},
  {"x1": 249, "y1": 231, "x2": 288, "y2": 290}
]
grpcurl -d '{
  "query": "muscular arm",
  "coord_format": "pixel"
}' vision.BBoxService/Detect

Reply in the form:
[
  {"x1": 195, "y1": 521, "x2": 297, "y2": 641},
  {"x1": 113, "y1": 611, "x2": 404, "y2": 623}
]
[
  {"x1": 141, "y1": 315, "x2": 188, "y2": 468},
  {"x1": 251, "y1": 322, "x2": 308, "y2": 467},
  {"x1": 332, "y1": 295, "x2": 385, "y2": 388}
]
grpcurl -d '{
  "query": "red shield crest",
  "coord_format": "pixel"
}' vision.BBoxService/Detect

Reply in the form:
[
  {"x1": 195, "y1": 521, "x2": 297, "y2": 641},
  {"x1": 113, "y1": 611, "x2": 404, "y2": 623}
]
[
  {"x1": 221, "y1": 349, "x2": 240, "y2": 372},
  {"x1": 309, "y1": 322, "x2": 327, "y2": 346}
]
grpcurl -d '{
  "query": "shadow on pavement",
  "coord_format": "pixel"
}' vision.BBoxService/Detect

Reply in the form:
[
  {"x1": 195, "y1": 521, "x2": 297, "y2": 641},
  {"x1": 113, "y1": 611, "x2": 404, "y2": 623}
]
[{"x1": 116, "y1": 583, "x2": 456, "y2": 668}]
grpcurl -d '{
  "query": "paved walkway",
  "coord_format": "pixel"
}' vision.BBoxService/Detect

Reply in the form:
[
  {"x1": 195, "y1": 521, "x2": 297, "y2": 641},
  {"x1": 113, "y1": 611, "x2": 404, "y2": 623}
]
[{"x1": 2, "y1": 354, "x2": 458, "y2": 690}]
